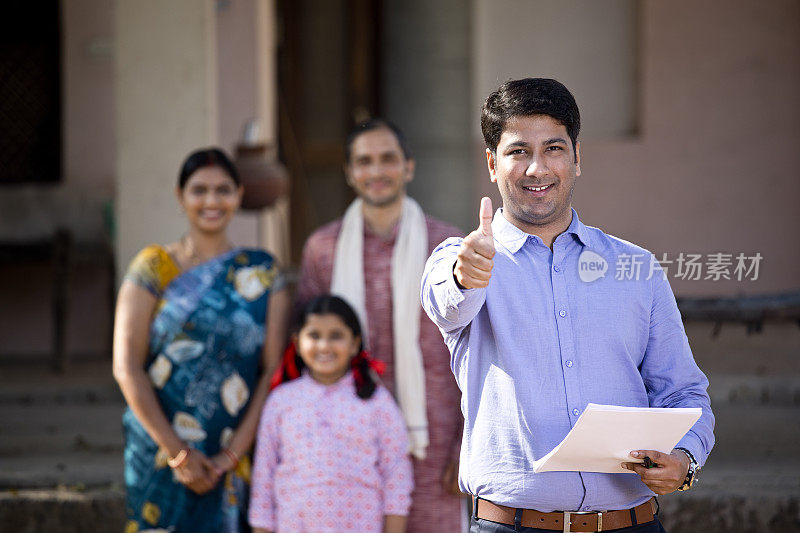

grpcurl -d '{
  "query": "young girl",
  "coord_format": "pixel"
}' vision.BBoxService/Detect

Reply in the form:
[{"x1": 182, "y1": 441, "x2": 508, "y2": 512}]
[{"x1": 249, "y1": 295, "x2": 413, "y2": 533}]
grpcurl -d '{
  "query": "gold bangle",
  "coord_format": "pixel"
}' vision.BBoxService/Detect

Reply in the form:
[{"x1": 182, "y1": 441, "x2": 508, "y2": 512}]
[
  {"x1": 168, "y1": 447, "x2": 191, "y2": 468},
  {"x1": 223, "y1": 447, "x2": 240, "y2": 469}
]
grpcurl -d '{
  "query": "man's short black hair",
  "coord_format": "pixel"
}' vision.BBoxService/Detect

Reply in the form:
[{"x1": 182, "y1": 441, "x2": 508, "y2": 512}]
[
  {"x1": 481, "y1": 78, "x2": 581, "y2": 155},
  {"x1": 344, "y1": 118, "x2": 412, "y2": 164}
]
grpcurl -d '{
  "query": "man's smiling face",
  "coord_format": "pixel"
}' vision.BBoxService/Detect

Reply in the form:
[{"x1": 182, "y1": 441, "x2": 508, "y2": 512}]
[
  {"x1": 487, "y1": 114, "x2": 580, "y2": 234},
  {"x1": 345, "y1": 127, "x2": 414, "y2": 208}
]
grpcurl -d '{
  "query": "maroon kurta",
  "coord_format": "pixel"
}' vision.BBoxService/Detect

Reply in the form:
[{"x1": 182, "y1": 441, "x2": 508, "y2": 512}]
[{"x1": 296, "y1": 213, "x2": 465, "y2": 531}]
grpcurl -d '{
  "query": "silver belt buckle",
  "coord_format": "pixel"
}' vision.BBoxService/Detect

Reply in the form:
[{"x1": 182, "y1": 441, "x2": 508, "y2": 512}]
[{"x1": 563, "y1": 510, "x2": 603, "y2": 532}]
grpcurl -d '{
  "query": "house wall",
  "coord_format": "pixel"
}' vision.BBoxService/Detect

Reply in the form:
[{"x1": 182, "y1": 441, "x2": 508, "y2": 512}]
[
  {"x1": 0, "y1": 0, "x2": 115, "y2": 358},
  {"x1": 382, "y1": 0, "x2": 474, "y2": 234},
  {"x1": 0, "y1": 0, "x2": 283, "y2": 360}
]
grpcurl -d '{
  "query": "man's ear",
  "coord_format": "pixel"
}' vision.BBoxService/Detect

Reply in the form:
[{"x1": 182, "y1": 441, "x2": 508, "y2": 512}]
[
  {"x1": 404, "y1": 158, "x2": 416, "y2": 184},
  {"x1": 574, "y1": 141, "x2": 581, "y2": 177},
  {"x1": 343, "y1": 163, "x2": 354, "y2": 188},
  {"x1": 486, "y1": 149, "x2": 497, "y2": 183}
]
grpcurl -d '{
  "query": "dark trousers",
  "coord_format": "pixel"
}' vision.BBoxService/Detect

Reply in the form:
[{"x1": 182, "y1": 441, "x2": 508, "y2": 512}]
[{"x1": 470, "y1": 515, "x2": 667, "y2": 533}]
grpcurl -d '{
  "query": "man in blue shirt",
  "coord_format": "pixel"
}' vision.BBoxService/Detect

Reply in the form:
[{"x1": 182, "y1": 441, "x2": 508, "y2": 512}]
[{"x1": 421, "y1": 78, "x2": 714, "y2": 532}]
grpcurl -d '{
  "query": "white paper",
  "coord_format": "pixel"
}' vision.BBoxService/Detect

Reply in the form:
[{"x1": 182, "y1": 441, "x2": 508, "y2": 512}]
[{"x1": 532, "y1": 403, "x2": 702, "y2": 474}]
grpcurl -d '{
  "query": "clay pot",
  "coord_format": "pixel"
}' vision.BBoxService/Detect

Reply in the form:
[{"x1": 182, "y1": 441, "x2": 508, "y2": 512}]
[{"x1": 235, "y1": 144, "x2": 290, "y2": 210}]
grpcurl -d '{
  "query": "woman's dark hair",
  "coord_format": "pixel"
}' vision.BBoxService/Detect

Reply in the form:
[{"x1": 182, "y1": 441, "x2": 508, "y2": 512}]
[
  {"x1": 177, "y1": 147, "x2": 240, "y2": 189},
  {"x1": 276, "y1": 295, "x2": 378, "y2": 399},
  {"x1": 481, "y1": 78, "x2": 581, "y2": 158}
]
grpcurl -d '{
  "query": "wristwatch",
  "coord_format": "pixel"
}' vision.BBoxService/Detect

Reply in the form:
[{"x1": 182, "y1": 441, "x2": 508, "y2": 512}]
[{"x1": 675, "y1": 447, "x2": 700, "y2": 491}]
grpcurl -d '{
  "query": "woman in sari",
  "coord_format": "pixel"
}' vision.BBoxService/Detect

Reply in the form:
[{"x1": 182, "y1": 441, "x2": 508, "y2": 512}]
[{"x1": 113, "y1": 147, "x2": 289, "y2": 532}]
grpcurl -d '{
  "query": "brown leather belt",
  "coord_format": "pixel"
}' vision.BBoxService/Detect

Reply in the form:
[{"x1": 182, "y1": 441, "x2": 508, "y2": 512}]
[{"x1": 474, "y1": 496, "x2": 656, "y2": 532}]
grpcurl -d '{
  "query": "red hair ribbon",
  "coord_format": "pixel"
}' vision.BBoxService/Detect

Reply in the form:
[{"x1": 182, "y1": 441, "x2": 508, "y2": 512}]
[
  {"x1": 351, "y1": 350, "x2": 385, "y2": 387},
  {"x1": 270, "y1": 342, "x2": 301, "y2": 391}
]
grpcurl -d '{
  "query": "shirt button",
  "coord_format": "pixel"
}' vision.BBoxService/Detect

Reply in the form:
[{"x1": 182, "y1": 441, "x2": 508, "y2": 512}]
[
  {"x1": 553, "y1": 265, "x2": 560, "y2": 272},
  {"x1": 565, "y1": 360, "x2": 573, "y2": 368},
  {"x1": 572, "y1": 408, "x2": 580, "y2": 416},
  {"x1": 559, "y1": 309, "x2": 567, "y2": 318}
]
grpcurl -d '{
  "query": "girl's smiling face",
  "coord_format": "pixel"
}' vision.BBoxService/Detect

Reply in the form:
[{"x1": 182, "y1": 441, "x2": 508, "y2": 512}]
[{"x1": 296, "y1": 313, "x2": 361, "y2": 385}]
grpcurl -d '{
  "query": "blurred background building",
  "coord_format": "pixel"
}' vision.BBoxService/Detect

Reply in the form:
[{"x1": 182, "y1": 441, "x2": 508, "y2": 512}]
[{"x1": 0, "y1": 1, "x2": 798, "y2": 531}]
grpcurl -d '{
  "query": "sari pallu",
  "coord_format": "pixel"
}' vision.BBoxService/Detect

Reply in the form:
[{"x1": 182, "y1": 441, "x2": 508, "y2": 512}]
[{"x1": 122, "y1": 246, "x2": 282, "y2": 533}]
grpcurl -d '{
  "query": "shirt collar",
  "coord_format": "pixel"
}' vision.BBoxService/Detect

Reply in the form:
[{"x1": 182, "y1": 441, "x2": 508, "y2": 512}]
[
  {"x1": 565, "y1": 208, "x2": 592, "y2": 248},
  {"x1": 301, "y1": 370, "x2": 355, "y2": 393},
  {"x1": 491, "y1": 207, "x2": 592, "y2": 253}
]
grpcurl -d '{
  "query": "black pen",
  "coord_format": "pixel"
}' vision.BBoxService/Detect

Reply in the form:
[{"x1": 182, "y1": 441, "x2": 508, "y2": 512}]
[{"x1": 643, "y1": 456, "x2": 657, "y2": 469}]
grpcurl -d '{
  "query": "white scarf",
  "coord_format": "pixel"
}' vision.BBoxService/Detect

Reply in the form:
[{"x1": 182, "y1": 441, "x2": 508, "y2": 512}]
[{"x1": 331, "y1": 197, "x2": 429, "y2": 459}]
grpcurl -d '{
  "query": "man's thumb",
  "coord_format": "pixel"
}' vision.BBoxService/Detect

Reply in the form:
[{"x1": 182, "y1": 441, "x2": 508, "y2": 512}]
[{"x1": 478, "y1": 197, "x2": 493, "y2": 236}]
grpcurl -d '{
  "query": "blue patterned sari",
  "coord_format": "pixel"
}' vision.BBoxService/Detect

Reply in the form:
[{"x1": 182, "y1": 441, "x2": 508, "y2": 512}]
[{"x1": 122, "y1": 246, "x2": 282, "y2": 532}]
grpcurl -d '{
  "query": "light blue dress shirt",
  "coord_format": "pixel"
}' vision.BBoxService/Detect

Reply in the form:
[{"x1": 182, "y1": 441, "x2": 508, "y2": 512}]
[{"x1": 421, "y1": 208, "x2": 714, "y2": 512}]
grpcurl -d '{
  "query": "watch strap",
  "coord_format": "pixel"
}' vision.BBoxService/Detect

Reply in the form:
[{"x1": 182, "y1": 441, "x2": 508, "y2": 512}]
[
  {"x1": 675, "y1": 447, "x2": 696, "y2": 464},
  {"x1": 675, "y1": 447, "x2": 698, "y2": 491}
]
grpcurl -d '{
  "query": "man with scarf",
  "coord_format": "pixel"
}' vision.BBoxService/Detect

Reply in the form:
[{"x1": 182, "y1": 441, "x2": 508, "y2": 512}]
[{"x1": 295, "y1": 118, "x2": 465, "y2": 531}]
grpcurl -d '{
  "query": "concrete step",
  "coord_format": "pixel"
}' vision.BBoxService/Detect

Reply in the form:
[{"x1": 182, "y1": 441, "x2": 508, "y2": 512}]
[
  {"x1": 1, "y1": 359, "x2": 799, "y2": 531},
  {"x1": 659, "y1": 457, "x2": 800, "y2": 532},
  {"x1": 659, "y1": 492, "x2": 800, "y2": 532},
  {"x1": 710, "y1": 403, "x2": 800, "y2": 461},
  {"x1": 0, "y1": 382, "x2": 123, "y2": 406},
  {"x1": 0, "y1": 487, "x2": 125, "y2": 533},
  {"x1": 0, "y1": 360, "x2": 121, "y2": 405},
  {"x1": 0, "y1": 403, "x2": 124, "y2": 456},
  {"x1": 654, "y1": 402, "x2": 800, "y2": 531},
  {"x1": 0, "y1": 360, "x2": 125, "y2": 491},
  {"x1": 0, "y1": 461, "x2": 797, "y2": 533},
  {"x1": 0, "y1": 451, "x2": 124, "y2": 490}
]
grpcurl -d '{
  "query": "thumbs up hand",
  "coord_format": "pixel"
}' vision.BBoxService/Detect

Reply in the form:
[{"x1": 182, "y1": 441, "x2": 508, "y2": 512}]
[{"x1": 454, "y1": 197, "x2": 496, "y2": 289}]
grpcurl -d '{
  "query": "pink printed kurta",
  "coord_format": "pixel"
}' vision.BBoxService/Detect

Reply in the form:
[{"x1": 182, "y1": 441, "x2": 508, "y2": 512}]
[
  {"x1": 295, "y1": 215, "x2": 465, "y2": 532},
  {"x1": 249, "y1": 374, "x2": 413, "y2": 532}
]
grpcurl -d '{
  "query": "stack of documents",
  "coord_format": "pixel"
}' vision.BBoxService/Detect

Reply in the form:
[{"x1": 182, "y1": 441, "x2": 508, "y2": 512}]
[{"x1": 532, "y1": 403, "x2": 702, "y2": 474}]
